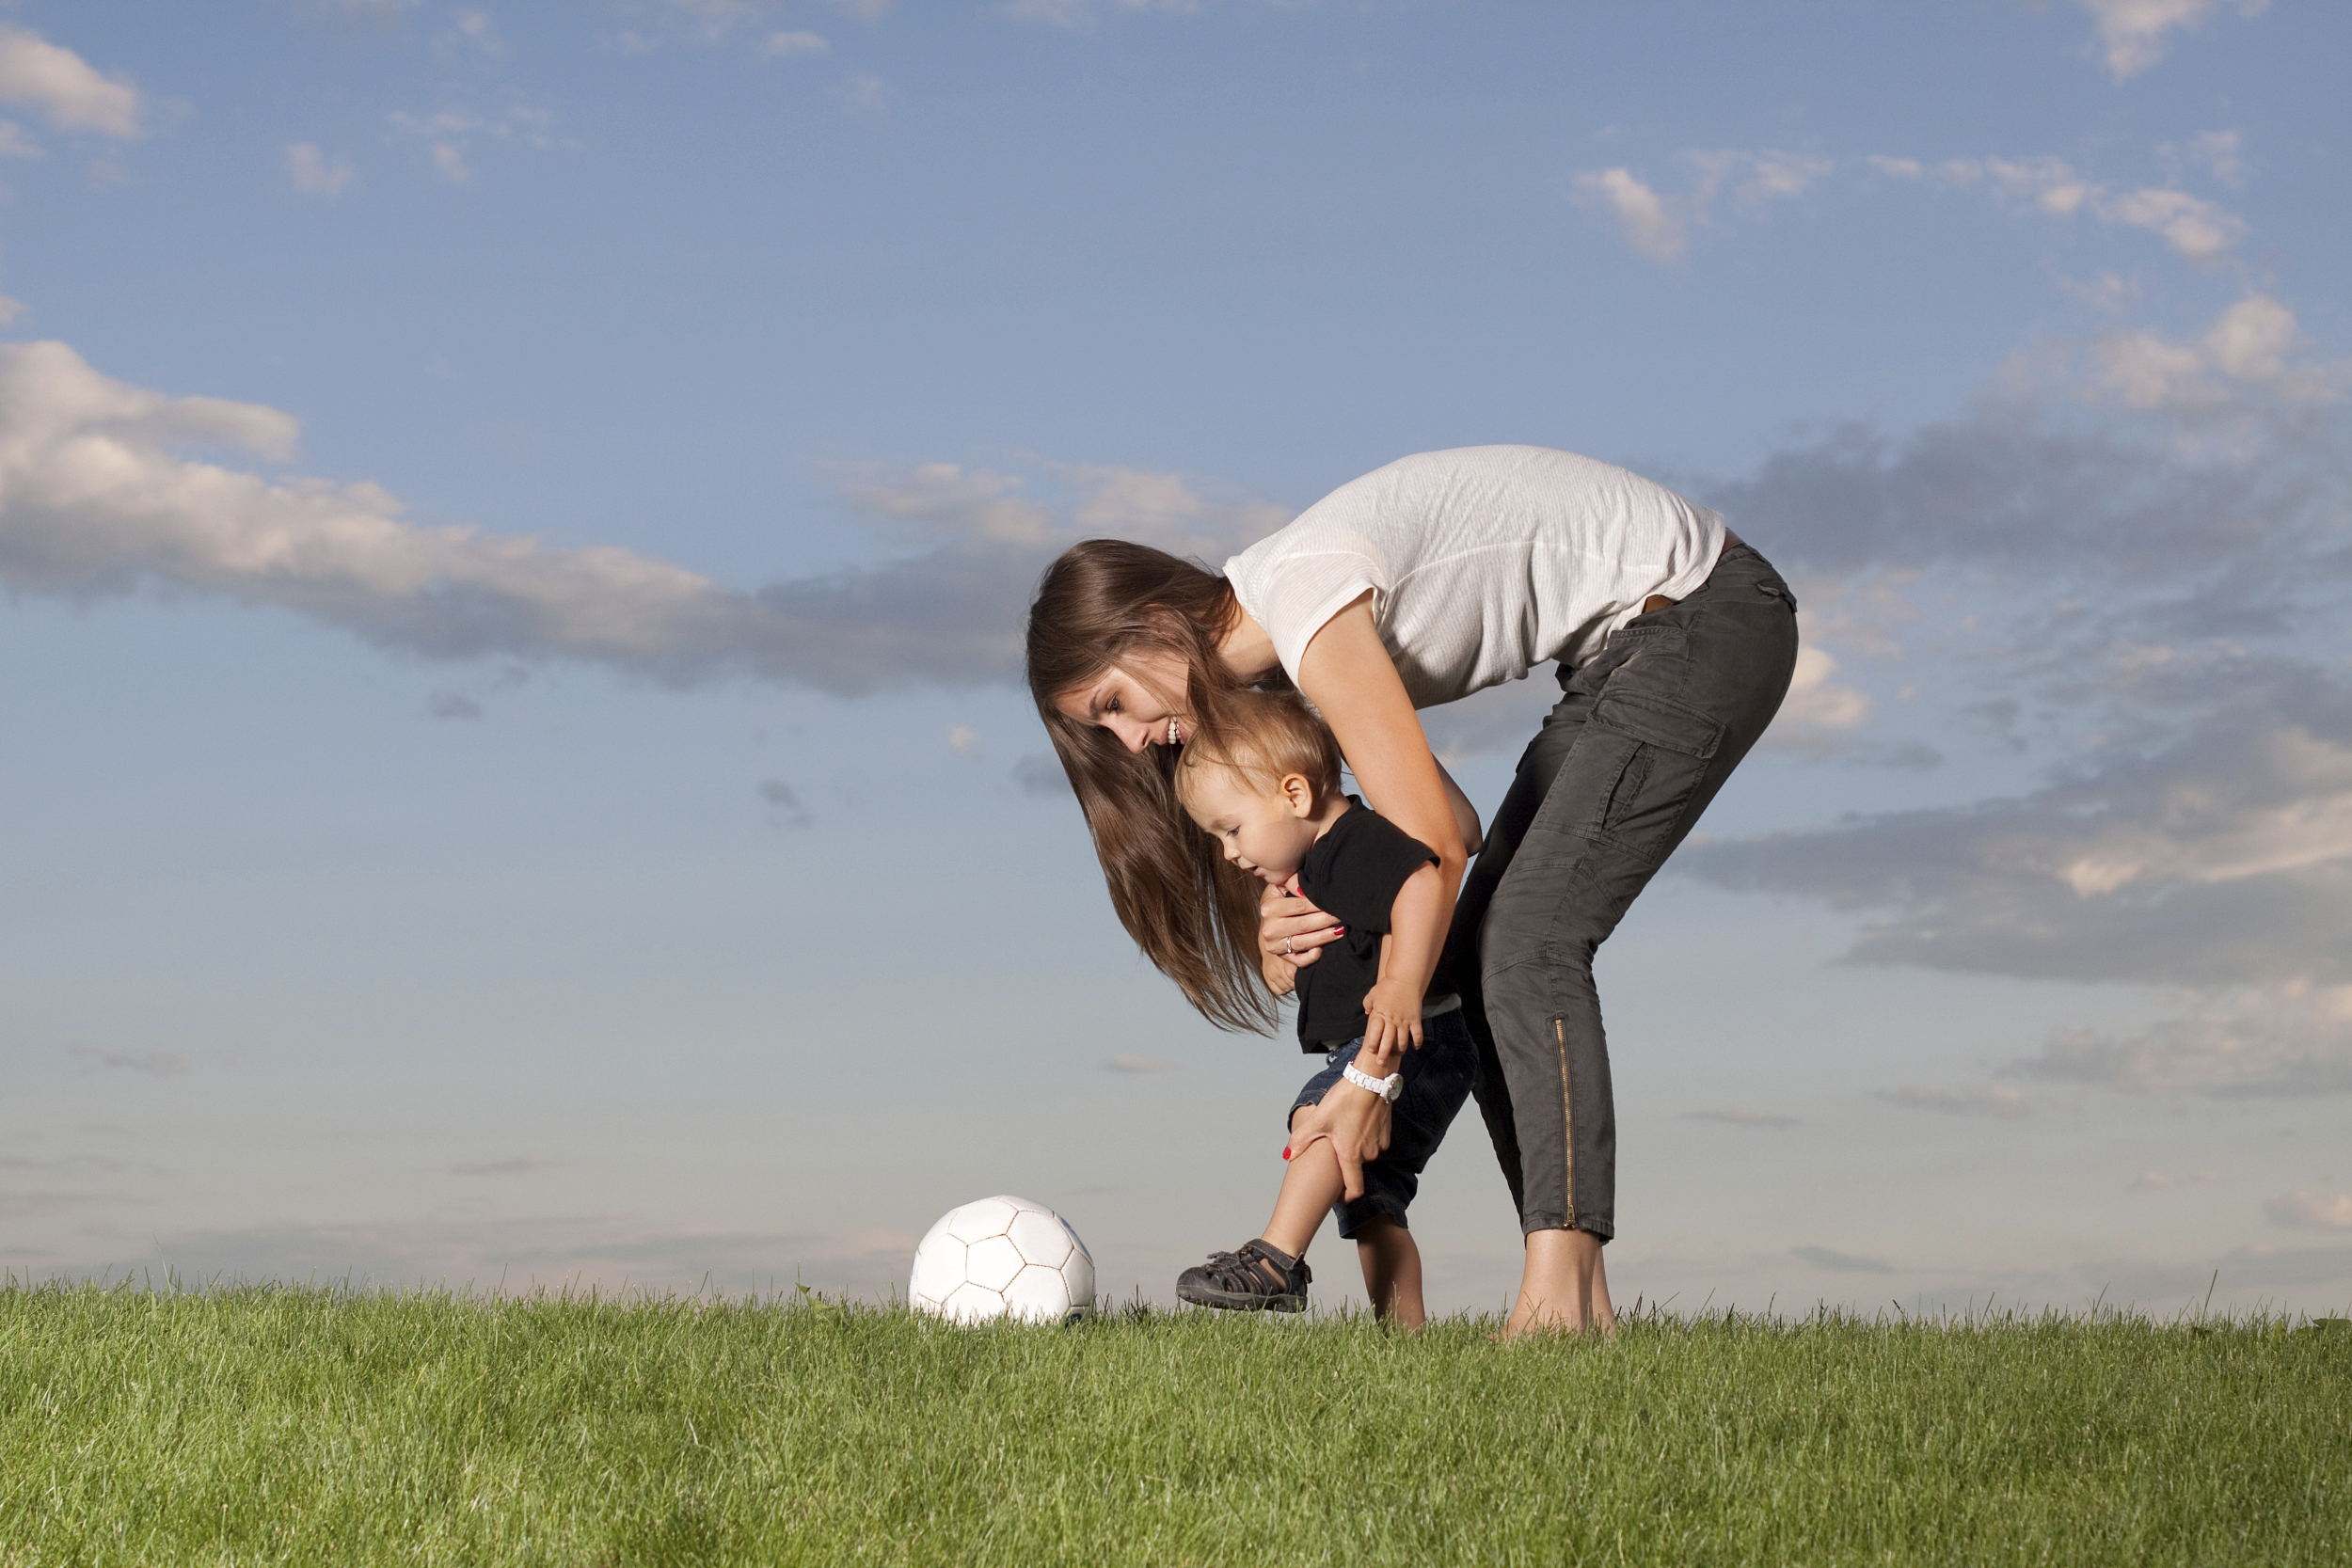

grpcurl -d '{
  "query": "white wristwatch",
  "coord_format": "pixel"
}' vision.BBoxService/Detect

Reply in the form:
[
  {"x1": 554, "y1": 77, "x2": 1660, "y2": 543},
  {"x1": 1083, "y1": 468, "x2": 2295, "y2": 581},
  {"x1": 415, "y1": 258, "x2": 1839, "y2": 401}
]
[{"x1": 1342, "y1": 1062, "x2": 1404, "y2": 1102}]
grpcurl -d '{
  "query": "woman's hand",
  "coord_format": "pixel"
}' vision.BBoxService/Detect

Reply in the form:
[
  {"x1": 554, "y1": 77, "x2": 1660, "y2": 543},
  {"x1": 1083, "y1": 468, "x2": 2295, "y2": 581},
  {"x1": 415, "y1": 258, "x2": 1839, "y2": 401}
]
[
  {"x1": 1258, "y1": 878, "x2": 1345, "y2": 997},
  {"x1": 1285, "y1": 1080, "x2": 1393, "y2": 1202}
]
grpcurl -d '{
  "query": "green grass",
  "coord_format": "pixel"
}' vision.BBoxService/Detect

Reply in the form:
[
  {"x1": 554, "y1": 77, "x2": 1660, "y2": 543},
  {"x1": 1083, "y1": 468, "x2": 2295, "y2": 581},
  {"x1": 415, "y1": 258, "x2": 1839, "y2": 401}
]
[{"x1": 3, "y1": 1282, "x2": 2346, "y2": 1566}]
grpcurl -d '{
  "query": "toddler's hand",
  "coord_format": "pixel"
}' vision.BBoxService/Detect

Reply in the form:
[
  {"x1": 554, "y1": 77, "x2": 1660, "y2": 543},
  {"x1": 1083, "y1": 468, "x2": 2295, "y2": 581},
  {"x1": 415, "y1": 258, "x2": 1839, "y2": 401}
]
[{"x1": 1361, "y1": 979, "x2": 1425, "y2": 1054}]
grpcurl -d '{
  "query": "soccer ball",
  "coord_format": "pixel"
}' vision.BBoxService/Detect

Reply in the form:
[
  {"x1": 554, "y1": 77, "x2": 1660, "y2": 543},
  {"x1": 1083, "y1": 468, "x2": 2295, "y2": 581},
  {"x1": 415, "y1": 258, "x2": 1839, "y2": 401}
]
[{"x1": 909, "y1": 1195, "x2": 1095, "y2": 1324}]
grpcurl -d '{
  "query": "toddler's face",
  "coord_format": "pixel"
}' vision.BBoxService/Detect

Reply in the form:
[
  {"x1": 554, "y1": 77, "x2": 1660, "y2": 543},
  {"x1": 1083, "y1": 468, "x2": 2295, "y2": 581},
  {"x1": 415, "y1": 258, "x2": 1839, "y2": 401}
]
[{"x1": 1181, "y1": 764, "x2": 1320, "y2": 887}]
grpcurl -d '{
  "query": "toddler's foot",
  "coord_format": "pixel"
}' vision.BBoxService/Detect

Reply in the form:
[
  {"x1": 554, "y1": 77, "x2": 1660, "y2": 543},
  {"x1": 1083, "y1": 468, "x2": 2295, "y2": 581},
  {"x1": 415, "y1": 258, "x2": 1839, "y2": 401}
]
[{"x1": 1175, "y1": 1239, "x2": 1311, "y2": 1312}]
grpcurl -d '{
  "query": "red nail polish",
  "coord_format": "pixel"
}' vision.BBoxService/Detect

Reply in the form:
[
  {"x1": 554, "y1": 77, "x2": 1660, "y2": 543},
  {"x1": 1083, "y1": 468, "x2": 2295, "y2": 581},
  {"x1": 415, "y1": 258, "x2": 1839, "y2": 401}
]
[{"x1": 1281, "y1": 1146, "x2": 1292, "y2": 1161}]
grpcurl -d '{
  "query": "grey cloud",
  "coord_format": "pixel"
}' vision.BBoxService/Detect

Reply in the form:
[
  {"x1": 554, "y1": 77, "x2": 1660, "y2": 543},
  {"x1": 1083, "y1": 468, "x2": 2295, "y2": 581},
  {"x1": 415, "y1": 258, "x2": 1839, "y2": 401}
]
[
  {"x1": 445, "y1": 1157, "x2": 561, "y2": 1177},
  {"x1": 0, "y1": 341, "x2": 1067, "y2": 702},
  {"x1": 757, "y1": 778, "x2": 813, "y2": 829},
  {"x1": 0, "y1": 1153, "x2": 156, "y2": 1176},
  {"x1": 1765, "y1": 734, "x2": 1945, "y2": 770},
  {"x1": 1680, "y1": 1108, "x2": 1804, "y2": 1130},
  {"x1": 1104, "y1": 1053, "x2": 1178, "y2": 1075},
  {"x1": 1899, "y1": 1243, "x2": 2352, "y2": 1314},
  {"x1": 0, "y1": 1186, "x2": 151, "y2": 1218},
  {"x1": 1792, "y1": 1245, "x2": 1895, "y2": 1275},
  {"x1": 1012, "y1": 752, "x2": 1070, "y2": 798},
  {"x1": 1677, "y1": 656, "x2": 2352, "y2": 992},
  {"x1": 0, "y1": 341, "x2": 1314, "y2": 709},
  {"x1": 2011, "y1": 999, "x2": 2352, "y2": 1099},
  {"x1": 47, "y1": 1214, "x2": 914, "y2": 1300},
  {"x1": 2262, "y1": 1191, "x2": 2352, "y2": 1232},
  {"x1": 1879, "y1": 1085, "x2": 2031, "y2": 1119},
  {"x1": 2210, "y1": 1244, "x2": 2352, "y2": 1291},
  {"x1": 67, "y1": 1044, "x2": 190, "y2": 1078},
  {"x1": 425, "y1": 689, "x2": 483, "y2": 721},
  {"x1": 1961, "y1": 696, "x2": 2028, "y2": 753},
  {"x1": 1705, "y1": 407, "x2": 2346, "y2": 622}
]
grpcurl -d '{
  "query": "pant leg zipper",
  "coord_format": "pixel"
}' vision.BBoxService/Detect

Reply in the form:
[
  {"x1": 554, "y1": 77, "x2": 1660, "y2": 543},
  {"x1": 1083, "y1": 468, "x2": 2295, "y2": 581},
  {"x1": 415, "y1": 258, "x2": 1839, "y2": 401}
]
[{"x1": 1552, "y1": 1015, "x2": 1575, "y2": 1229}]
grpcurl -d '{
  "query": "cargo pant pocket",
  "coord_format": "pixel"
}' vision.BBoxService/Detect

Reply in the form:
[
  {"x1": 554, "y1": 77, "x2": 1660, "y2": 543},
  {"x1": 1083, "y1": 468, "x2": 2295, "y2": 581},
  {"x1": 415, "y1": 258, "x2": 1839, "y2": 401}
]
[{"x1": 1581, "y1": 687, "x2": 1724, "y2": 869}]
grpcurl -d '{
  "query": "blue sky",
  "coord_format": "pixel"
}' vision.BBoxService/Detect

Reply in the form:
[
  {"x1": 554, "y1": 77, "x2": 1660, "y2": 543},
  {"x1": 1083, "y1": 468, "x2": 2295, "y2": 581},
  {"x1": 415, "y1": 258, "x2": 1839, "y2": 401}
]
[{"x1": 5, "y1": 0, "x2": 2349, "y2": 1317}]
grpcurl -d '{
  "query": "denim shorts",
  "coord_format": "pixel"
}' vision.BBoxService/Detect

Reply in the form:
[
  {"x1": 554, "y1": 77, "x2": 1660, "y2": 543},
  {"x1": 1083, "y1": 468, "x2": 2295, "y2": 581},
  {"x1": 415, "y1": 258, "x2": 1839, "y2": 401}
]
[{"x1": 1284, "y1": 1006, "x2": 1478, "y2": 1240}]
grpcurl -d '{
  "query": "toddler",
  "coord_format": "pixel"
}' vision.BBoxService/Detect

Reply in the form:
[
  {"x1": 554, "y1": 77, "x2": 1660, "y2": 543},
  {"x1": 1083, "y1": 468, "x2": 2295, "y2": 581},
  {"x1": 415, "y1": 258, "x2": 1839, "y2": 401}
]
[{"x1": 1168, "y1": 689, "x2": 1476, "y2": 1327}]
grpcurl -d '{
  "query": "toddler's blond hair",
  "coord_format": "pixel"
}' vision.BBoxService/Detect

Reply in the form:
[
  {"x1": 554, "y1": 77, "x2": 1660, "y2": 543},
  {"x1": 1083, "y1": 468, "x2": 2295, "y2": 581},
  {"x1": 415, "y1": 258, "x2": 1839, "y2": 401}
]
[{"x1": 1173, "y1": 687, "x2": 1343, "y2": 808}]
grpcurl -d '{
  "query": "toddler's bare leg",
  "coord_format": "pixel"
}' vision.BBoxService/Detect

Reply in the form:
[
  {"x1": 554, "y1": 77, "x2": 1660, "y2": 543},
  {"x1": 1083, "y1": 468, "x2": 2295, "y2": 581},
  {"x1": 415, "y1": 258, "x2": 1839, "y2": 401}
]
[
  {"x1": 1353, "y1": 1216, "x2": 1426, "y2": 1329},
  {"x1": 1260, "y1": 1119, "x2": 1343, "y2": 1261}
]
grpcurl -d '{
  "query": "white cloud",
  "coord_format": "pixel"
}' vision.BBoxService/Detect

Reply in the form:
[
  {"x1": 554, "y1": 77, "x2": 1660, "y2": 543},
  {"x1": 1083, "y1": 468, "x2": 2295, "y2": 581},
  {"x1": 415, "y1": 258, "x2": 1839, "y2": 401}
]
[
  {"x1": 946, "y1": 722, "x2": 981, "y2": 757},
  {"x1": 834, "y1": 456, "x2": 1284, "y2": 562},
  {"x1": 665, "y1": 0, "x2": 772, "y2": 37},
  {"x1": 0, "y1": 292, "x2": 22, "y2": 325},
  {"x1": 2266, "y1": 1189, "x2": 2352, "y2": 1232},
  {"x1": 0, "y1": 24, "x2": 141, "y2": 138},
  {"x1": 1572, "y1": 166, "x2": 1684, "y2": 262},
  {"x1": 2058, "y1": 271, "x2": 2140, "y2": 313},
  {"x1": 1586, "y1": 147, "x2": 2243, "y2": 267},
  {"x1": 1049, "y1": 457, "x2": 1289, "y2": 559},
  {"x1": 442, "y1": 8, "x2": 504, "y2": 56},
  {"x1": 2077, "y1": 0, "x2": 2267, "y2": 80},
  {"x1": 389, "y1": 104, "x2": 567, "y2": 182},
  {"x1": 302, "y1": 0, "x2": 421, "y2": 18},
  {"x1": 0, "y1": 118, "x2": 39, "y2": 157},
  {"x1": 2089, "y1": 294, "x2": 2343, "y2": 414},
  {"x1": 634, "y1": 0, "x2": 865, "y2": 46},
  {"x1": 1004, "y1": 0, "x2": 1201, "y2": 24},
  {"x1": 1578, "y1": 150, "x2": 1831, "y2": 263},
  {"x1": 1774, "y1": 645, "x2": 1871, "y2": 734},
  {"x1": 1691, "y1": 148, "x2": 1834, "y2": 206},
  {"x1": 283, "y1": 141, "x2": 355, "y2": 197},
  {"x1": 1879, "y1": 1085, "x2": 2032, "y2": 1119},
  {"x1": 2160, "y1": 128, "x2": 2246, "y2": 188},
  {"x1": 0, "y1": 339, "x2": 734, "y2": 673},
  {"x1": 834, "y1": 461, "x2": 1055, "y2": 545},
  {"x1": 840, "y1": 71, "x2": 888, "y2": 113},
  {"x1": 2095, "y1": 185, "x2": 2243, "y2": 261},
  {"x1": 1931, "y1": 155, "x2": 2244, "y2": 262}
]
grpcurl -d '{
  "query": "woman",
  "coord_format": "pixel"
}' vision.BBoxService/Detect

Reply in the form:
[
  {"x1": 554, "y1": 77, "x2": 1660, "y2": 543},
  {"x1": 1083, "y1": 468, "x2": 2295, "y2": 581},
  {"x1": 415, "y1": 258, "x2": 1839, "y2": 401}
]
[{"x1": 1026, "y1": 445, "x2": 1799, "y2": 1334}]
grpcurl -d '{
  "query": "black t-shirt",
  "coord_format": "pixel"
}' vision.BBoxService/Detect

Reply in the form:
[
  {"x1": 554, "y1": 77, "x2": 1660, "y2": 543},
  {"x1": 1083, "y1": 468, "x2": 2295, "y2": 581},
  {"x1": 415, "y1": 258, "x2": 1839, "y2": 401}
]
[{"x1": 1292, "y1": 796, "x2": 1440, "y2": 1051}]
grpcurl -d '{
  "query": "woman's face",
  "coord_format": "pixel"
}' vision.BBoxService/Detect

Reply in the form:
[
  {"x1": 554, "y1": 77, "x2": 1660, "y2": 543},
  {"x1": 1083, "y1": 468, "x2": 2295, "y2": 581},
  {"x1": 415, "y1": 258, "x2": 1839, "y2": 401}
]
[{"x1": 1053, "y1": 647, "x2": 1193, "y2": 754}]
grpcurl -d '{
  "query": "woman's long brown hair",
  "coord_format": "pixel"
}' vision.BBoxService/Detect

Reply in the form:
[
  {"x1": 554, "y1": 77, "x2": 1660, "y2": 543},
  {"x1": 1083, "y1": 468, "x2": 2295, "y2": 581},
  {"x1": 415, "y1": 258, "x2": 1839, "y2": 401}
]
[{"x1": 1025, "y1": 538, "x2": 1288, "y2": 1035}]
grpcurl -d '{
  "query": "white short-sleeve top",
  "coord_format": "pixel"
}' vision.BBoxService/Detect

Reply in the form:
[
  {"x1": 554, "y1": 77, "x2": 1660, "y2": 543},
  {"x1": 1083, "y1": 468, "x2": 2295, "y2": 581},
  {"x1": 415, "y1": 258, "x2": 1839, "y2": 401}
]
[{"x1": 1221, "y1": 445, "x2": 1727, "y2": 709}]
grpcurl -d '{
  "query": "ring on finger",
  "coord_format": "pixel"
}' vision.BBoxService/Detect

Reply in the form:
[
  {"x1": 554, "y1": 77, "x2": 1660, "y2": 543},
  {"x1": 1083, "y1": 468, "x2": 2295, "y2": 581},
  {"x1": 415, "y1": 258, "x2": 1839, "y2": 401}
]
[{"x1": 1283, "y1": 936, "x2": 1294, "y2": 956}]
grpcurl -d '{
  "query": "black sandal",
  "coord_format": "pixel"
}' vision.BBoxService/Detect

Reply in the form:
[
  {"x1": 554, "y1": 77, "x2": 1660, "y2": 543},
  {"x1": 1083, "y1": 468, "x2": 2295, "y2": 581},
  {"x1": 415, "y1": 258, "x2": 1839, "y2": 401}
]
[{"x1": 1175, "y1": 1238, "x2": 1311, "y2": 1312}]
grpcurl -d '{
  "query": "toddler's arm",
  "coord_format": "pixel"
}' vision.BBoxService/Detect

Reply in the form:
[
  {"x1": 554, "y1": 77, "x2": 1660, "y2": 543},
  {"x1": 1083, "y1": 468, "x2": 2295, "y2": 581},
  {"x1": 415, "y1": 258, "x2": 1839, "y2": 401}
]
[{"x1": 1360, "y1": 862, "x2": 1444, "y2": 1056}]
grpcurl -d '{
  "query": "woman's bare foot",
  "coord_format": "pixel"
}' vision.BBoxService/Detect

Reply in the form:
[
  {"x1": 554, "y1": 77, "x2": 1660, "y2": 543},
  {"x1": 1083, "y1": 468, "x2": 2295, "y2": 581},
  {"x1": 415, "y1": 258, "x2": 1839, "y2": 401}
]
[{"x1": 1497, "y1": 1227, "x2": 1617, "y2": 1339}]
